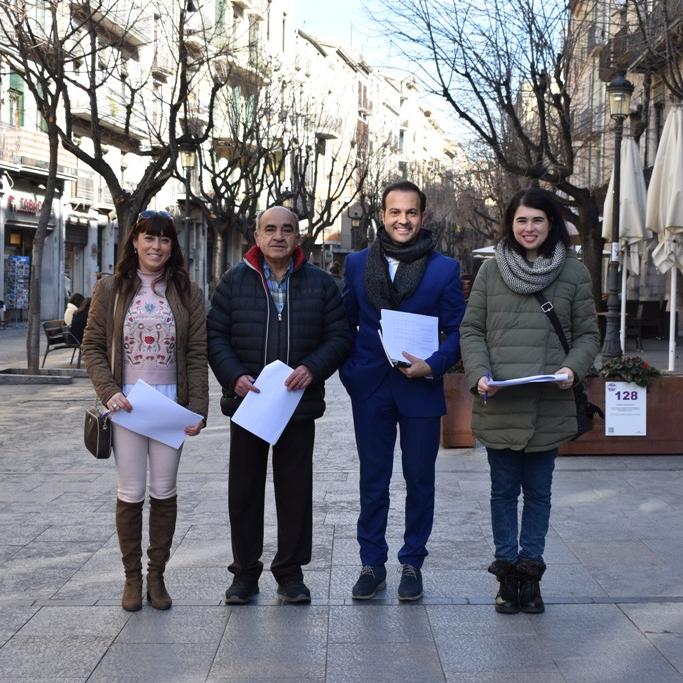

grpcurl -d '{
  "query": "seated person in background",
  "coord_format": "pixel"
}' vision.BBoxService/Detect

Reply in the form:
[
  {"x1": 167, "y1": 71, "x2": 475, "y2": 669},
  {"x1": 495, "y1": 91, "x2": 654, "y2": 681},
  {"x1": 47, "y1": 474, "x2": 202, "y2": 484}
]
[
  {"x1": 68, "y1": 297, "x2": 91, "y2": 344},
  {"x1": 64, "y1": 293, "x2": 85, "y2": 326}
]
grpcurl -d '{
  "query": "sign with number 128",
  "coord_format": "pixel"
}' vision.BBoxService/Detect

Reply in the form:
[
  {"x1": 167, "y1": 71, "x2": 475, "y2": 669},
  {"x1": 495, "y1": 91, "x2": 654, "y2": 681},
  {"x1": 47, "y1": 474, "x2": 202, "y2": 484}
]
[{"x1": 604, "y1": 381, "x2": 646, "y2": 436}]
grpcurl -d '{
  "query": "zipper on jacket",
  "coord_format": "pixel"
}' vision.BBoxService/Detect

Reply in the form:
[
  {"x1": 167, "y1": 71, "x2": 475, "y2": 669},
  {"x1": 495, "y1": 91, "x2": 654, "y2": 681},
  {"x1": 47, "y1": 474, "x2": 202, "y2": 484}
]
[{"x1": 244, "y1": 258, "x2": 271, "y2": 368}]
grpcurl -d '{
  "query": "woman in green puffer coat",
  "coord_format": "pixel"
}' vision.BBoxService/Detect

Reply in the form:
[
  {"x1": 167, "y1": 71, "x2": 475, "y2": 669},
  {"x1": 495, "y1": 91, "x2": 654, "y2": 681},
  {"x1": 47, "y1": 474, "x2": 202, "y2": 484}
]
[{"x1": 460, "y1": 188, "x2": 600, "y2": 615}]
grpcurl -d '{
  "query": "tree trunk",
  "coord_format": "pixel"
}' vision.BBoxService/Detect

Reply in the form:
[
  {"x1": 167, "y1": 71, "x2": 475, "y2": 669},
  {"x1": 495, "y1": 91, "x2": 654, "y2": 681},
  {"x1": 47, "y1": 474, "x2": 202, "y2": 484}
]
[
  {"x1": 577, "y1": 197, "x2": 604, "y2": 308},
  {"x1": 26, "y1": 129, "x2": 60, "y2": 373}
]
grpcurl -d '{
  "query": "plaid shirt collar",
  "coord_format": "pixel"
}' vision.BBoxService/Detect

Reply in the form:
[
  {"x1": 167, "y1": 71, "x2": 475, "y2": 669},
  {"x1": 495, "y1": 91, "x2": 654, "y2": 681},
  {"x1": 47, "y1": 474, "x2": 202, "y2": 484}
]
[{"x1": 262, "y1": 257, "x2": 293, "y2": 314}]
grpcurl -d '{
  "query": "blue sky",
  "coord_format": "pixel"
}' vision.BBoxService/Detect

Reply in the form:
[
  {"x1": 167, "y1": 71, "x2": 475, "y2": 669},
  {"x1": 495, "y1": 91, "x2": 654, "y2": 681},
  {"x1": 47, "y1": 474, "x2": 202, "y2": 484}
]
[{"x1": 294, "y1": 0, "x2": 400, "y2": 70}]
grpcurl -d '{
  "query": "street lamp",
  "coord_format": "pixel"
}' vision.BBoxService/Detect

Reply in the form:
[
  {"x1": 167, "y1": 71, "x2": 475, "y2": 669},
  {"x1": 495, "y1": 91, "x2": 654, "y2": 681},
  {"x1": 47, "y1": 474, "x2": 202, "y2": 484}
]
[
  {"x1": 180, "y1": 144, "x2": 196, "y2": 266},
  {"x1": 601, "y1": 72, "x2": 634, "y2": 358},
  {"x1": 347, "y1": 204, "x2": 362, "y2": 251}
]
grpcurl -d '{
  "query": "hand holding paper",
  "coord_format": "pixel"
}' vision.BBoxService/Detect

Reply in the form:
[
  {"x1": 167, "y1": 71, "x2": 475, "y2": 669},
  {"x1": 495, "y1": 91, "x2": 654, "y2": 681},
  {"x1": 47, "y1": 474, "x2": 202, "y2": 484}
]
[
  {"x1": 378, "y1": 309, "x2": 439, "y2": 368},
  {"x1": 231, "y1": 360, "x2": 305, "y2": 445},
  {"x1": 109, "y1": 379, "x2": 204, "y2": 449}
]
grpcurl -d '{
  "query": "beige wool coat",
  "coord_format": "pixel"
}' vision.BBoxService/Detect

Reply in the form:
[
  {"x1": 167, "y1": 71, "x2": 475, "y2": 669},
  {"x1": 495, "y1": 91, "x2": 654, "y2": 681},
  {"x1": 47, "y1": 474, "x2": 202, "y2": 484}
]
[
  {"x1": 460, "y1": 252, "x2": 600, "y2": 452},
  {"x1": 82, "y1": 274, "x2": 209, "y2": 420}
]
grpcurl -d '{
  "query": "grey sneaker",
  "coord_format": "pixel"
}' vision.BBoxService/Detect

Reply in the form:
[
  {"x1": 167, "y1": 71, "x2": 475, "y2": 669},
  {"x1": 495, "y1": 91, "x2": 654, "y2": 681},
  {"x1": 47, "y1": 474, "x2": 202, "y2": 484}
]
[
  {"x1": 397, "y1": 564, "x2": 423, "y2": 601},
  {"x1": 352, "y1": 565, "x2": 387, "y2": 600}
]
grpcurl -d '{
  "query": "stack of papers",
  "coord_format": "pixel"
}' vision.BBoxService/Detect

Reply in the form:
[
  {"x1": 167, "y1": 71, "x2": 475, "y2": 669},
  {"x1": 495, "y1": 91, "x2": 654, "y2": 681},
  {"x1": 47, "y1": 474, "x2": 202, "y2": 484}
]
[
  {"x1": 487, "y1": 373, "x2": 569, "y2": 387},
  {"x1": 378, "y1": 309, "x2": 439, "y2": 367}
]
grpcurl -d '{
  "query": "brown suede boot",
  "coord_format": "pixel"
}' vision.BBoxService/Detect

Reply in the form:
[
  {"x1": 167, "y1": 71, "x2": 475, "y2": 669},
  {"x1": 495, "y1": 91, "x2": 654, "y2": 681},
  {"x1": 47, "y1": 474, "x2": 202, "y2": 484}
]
[
  {"x1": 146, "y1": 495, "x2": 177, "y2": 610},
  {"x1": 116, "y1": 498, "x2": 144, "y2": 612}
]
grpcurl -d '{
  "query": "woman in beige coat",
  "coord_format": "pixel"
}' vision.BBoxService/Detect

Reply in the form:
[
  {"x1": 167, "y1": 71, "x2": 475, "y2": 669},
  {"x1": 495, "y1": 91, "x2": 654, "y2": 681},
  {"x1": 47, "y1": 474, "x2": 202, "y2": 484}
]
[{"x1": 82, "y1": 211, "x2": 208, "y2": 612}]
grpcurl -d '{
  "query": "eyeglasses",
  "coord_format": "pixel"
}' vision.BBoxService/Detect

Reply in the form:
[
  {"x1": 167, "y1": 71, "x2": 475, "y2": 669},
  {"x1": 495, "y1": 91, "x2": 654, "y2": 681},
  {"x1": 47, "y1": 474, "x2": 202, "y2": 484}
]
[{"x1": 138, "y1": 210, "x2": 174, "y2": 220}]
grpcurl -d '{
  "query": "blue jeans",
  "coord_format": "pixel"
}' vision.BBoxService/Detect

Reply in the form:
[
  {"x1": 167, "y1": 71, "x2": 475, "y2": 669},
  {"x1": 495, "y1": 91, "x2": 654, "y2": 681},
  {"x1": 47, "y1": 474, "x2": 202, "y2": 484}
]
[{"x1": 487, "y1": 448, "x2": 557, "y2": 563}]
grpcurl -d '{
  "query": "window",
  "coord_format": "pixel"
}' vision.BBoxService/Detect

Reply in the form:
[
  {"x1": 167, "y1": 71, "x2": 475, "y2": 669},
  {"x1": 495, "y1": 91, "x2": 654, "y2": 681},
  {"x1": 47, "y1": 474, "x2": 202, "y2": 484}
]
[{"x1": 8, "y1": 73, "x2": 24, "y2": 127}]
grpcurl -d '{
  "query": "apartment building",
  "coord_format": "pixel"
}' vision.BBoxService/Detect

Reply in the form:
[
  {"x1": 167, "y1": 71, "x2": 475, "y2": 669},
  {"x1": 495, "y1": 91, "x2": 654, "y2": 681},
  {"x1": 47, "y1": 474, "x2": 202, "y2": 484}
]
[{"x1": 1, "y1": 0, "x2": 460, "y2": 320}]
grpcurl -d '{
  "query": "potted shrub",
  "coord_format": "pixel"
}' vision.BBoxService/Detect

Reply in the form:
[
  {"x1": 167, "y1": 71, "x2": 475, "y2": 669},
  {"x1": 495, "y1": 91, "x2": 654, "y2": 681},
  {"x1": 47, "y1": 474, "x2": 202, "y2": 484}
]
[{"x1": 560, "y1": 355, "x2": 683, "y2": 455}]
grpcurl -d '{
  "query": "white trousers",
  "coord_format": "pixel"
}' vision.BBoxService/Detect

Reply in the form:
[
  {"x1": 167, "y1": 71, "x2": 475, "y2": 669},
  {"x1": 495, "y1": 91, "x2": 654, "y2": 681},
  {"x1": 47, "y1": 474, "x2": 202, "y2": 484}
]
[{"x1": 112, "y1": 384, "x2": 182, "y2": 503}]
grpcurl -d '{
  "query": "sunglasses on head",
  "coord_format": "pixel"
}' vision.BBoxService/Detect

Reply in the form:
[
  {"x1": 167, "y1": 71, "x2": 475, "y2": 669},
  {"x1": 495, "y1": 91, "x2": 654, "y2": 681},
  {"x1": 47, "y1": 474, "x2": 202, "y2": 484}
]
[{"x1": 138, "y1": 210, "x2": 174, "y2": 220}]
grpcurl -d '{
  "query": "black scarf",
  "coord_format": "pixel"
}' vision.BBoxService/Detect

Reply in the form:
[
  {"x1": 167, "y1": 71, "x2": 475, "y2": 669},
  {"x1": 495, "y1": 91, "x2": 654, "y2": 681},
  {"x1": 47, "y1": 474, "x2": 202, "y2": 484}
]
[{"x1": 365, "y1": 228, "x2": 435, "y2": 311}]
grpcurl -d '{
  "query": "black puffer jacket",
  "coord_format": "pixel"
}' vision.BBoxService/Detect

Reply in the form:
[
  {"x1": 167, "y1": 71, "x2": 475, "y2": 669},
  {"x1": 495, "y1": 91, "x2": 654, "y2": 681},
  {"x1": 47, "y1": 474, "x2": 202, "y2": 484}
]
[{"x1": 207, "y1": 245, "x2": 352, "y2": 420}]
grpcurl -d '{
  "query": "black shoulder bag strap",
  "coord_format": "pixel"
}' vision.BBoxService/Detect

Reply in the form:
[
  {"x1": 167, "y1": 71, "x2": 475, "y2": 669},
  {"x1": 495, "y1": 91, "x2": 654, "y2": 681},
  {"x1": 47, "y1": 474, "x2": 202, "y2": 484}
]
[
  {"x1": 533, "y1": 291, "x2": 604, "y2": 431},
  {"x1": 533, "y1": 292, "x2": 570, "y2": 354}
]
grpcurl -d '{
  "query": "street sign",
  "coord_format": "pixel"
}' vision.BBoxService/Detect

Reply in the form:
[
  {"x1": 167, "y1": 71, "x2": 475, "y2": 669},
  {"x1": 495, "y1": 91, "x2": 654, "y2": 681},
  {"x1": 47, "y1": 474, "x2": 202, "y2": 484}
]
[{"x1": 604, "y1": 381, "x2": 646, "y2": 436}]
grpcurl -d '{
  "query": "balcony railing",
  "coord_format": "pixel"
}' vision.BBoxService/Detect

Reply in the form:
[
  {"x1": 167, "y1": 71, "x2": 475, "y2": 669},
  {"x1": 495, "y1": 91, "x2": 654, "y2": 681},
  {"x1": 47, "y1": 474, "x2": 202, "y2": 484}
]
[
  {"x1": 73, "y1": 173, "x2": 96, "y2": 202},
  {"x1": 0, "y1": 122, "x2": 77, "y2": 177},
  {"x1": 70, "y1": 89, "x2": 147, "y2": 142},
  {"x1": 586, "y1": 24, "x2": 605, "y2": 53},
  {"x1": 71, "y1": 0, "x2": 149, "y2": 47},
  {"x1": 152, "y1": 51, "x2": 175, "y2": 79},
  {"x1": 316, "y1": 116, "x2": 344, "y2": 141},
  {"x1": 98, "y1": 183, "x2": 113, "y2": 206}
]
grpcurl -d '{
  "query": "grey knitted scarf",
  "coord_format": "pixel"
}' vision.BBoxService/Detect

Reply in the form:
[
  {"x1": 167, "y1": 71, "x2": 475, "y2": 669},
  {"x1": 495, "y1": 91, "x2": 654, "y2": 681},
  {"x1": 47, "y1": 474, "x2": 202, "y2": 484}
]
[{"x1": 495, "y1": 238, "x2": 567, "y2": 294}]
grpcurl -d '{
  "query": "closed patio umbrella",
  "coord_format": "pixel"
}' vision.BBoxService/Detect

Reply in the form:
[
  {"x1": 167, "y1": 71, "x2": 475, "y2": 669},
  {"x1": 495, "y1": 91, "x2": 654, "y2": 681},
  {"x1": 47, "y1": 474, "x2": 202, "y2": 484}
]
[
  {"x1": 602, "y1": 133, "x2": 650, "y2": 351},
  {"x1": 646, "y1": 103, "x2": 683, "y2": 371}
]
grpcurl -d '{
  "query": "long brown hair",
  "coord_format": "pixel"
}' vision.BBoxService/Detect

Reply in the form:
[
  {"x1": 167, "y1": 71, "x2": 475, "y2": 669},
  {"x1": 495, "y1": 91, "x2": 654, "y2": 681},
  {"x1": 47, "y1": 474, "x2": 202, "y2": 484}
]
[{"x1": 114, "y1": 212, "x2": 191, "y2": 305}]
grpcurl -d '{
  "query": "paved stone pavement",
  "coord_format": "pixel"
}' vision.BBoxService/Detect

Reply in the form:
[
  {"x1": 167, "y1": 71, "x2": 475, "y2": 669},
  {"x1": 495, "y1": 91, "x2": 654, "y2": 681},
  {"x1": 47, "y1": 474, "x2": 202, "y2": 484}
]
[{"x1": 1, "y1": 324, "x2": 683, "y2": 681}]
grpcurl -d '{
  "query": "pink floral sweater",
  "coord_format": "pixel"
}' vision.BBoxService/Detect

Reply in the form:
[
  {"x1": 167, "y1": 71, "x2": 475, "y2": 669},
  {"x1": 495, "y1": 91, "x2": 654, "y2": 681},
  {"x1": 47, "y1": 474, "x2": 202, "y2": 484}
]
[{"x1": 122, "y1": 270, "x2": 177, "y2": 386}]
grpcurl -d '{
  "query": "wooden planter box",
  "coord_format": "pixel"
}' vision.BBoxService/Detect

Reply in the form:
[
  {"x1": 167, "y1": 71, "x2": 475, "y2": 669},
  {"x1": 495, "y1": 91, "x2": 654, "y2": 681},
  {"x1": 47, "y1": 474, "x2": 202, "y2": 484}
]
[
  {"x1": 441, "y1": 373, "x2": 683, "y2": 455},
  {"x1": 560, "y1": 375, "x2": 683, "y2": 455},
  {"x1": 440, "y1": 373, "x2": 476, "y2": 448}
]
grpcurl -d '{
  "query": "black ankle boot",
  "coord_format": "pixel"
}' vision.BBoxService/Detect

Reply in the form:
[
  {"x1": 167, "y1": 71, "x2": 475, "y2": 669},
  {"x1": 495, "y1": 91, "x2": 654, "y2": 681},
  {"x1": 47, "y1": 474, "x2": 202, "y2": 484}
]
[
  {"x1": 487, "y1": 560, "x2": 520, "y2": 614},
  {"x1": 516, "y1": 558, "x2": 546, "y2": 614}
]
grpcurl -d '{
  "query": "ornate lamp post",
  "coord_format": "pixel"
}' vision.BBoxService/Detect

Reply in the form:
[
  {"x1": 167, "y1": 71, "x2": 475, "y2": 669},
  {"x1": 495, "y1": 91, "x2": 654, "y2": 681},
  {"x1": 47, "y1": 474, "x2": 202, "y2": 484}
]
[{"x1": 601, "y1": 72, "x2": 634, "y2": 358}]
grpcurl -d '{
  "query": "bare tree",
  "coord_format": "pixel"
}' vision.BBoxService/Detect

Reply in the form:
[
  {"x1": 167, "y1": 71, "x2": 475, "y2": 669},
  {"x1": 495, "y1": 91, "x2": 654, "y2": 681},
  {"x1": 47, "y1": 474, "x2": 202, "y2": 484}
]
[
  {"x1": 193, "y1": 62, "x2": 290, "y2": 287},
  {"x1": 277, "y1": 93, "x2": 365, "y2": 255},
  {"x1": 373, "y1": 0, "x2": 610, "y2": 301},
  {"x1": 1, "y1": 1, "x2": 67, "y2": 371},
  {"x1": 4, "y1": 1, "x2": 232, "y2": 246}
]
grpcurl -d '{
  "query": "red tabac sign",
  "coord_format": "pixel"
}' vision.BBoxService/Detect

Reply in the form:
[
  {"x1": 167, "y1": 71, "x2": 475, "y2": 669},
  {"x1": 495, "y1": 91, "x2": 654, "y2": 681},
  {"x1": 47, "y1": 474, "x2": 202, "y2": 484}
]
[{"x1": 8, "y1": 194, "x2": 43, "y2": 215}]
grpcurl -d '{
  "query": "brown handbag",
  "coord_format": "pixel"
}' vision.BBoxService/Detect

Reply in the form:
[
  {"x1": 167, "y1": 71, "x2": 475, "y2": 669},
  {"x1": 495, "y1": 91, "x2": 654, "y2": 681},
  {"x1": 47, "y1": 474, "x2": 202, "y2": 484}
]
[{"x1": 83, "y1": 292, "x2": 118, "y2": 459}]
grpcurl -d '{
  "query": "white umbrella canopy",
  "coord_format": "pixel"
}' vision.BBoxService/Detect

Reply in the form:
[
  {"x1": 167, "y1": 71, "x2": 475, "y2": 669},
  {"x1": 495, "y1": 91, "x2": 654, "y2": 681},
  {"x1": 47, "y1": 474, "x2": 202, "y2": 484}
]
[
  {"x1": 646, "y1": 103, "x2": 683, "y2": 371},
  {"x1": 602, "y1": 133, "x2": 650, "y2": 350},
  {"x1": 602, "y1": 134, "x2": 650, "y2": 274}
]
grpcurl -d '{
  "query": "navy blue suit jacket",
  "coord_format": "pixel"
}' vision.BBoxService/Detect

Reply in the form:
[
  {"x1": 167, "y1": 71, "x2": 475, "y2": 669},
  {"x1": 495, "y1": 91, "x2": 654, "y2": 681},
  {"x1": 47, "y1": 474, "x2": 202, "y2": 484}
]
[{"x1": 340, "y1": 247, "x2": 466, "y2": 417}]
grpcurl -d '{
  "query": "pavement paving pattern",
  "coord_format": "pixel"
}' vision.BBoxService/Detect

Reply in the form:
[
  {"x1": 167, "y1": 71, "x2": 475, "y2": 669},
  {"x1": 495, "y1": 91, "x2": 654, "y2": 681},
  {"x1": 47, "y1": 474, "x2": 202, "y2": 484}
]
[{"x1": 1, "y1": 324, "x2": 683, "y2": 681}]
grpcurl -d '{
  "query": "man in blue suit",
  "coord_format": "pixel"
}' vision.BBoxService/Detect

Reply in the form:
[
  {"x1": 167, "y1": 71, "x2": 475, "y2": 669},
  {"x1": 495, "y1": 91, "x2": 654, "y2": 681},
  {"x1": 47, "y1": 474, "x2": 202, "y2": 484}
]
[{"x1": 341, "y1": 180, "x2": 466, "y2": 601}]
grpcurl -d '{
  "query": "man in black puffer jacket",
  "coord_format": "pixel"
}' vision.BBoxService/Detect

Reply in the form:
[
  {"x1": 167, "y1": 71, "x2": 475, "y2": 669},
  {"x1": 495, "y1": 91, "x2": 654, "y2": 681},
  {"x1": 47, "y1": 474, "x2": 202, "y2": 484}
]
[{"x1": 207, "y1": 206, "x2": 351, "y2": 605}]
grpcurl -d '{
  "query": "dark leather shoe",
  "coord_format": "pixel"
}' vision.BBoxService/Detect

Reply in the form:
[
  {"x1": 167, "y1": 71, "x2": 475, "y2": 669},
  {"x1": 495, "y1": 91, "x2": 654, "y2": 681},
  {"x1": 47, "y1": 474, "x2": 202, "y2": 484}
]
[
  {"x1": 352, "y1": 565, "x2": 387, "y2": 600},
  {"x1": 398, "y1": 564, "x2": 423, "y2": 601},
  {"x1": 276, "y1": 580, "x2": 311, "y2": 604},
  {"x1": 224, "y1": 578, "x2": 259, "y2": 605}
]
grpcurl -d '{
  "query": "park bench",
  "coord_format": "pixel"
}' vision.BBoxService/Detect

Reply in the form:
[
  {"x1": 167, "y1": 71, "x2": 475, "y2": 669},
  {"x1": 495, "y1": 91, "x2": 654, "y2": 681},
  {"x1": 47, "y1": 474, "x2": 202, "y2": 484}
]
[{"x1": 42, "y1": 319, "x2": 82, "y2": 368}]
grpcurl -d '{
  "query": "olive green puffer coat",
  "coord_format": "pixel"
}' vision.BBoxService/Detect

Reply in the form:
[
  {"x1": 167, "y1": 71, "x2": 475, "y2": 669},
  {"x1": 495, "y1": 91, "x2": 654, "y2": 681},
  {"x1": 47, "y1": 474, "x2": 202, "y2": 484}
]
[{"x1": 460, "y1": 252, "x2": 600, "y2": 452}]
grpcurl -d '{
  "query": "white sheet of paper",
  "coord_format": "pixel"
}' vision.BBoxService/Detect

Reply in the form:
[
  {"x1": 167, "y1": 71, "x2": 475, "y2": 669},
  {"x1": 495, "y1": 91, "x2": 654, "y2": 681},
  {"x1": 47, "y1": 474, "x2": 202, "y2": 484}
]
[
  {"x1": 379, "y1": 309, "x2": 439, "y2": 363},
  {"x1": 231, "y1": 360, "x2": 304, "y2": 445},
  {"x1": 109, "y1": 379, "x2": 203, "y2": 449},
  {"x1": 487, "y1": 373, "x2": 569, "y2": 388}
]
